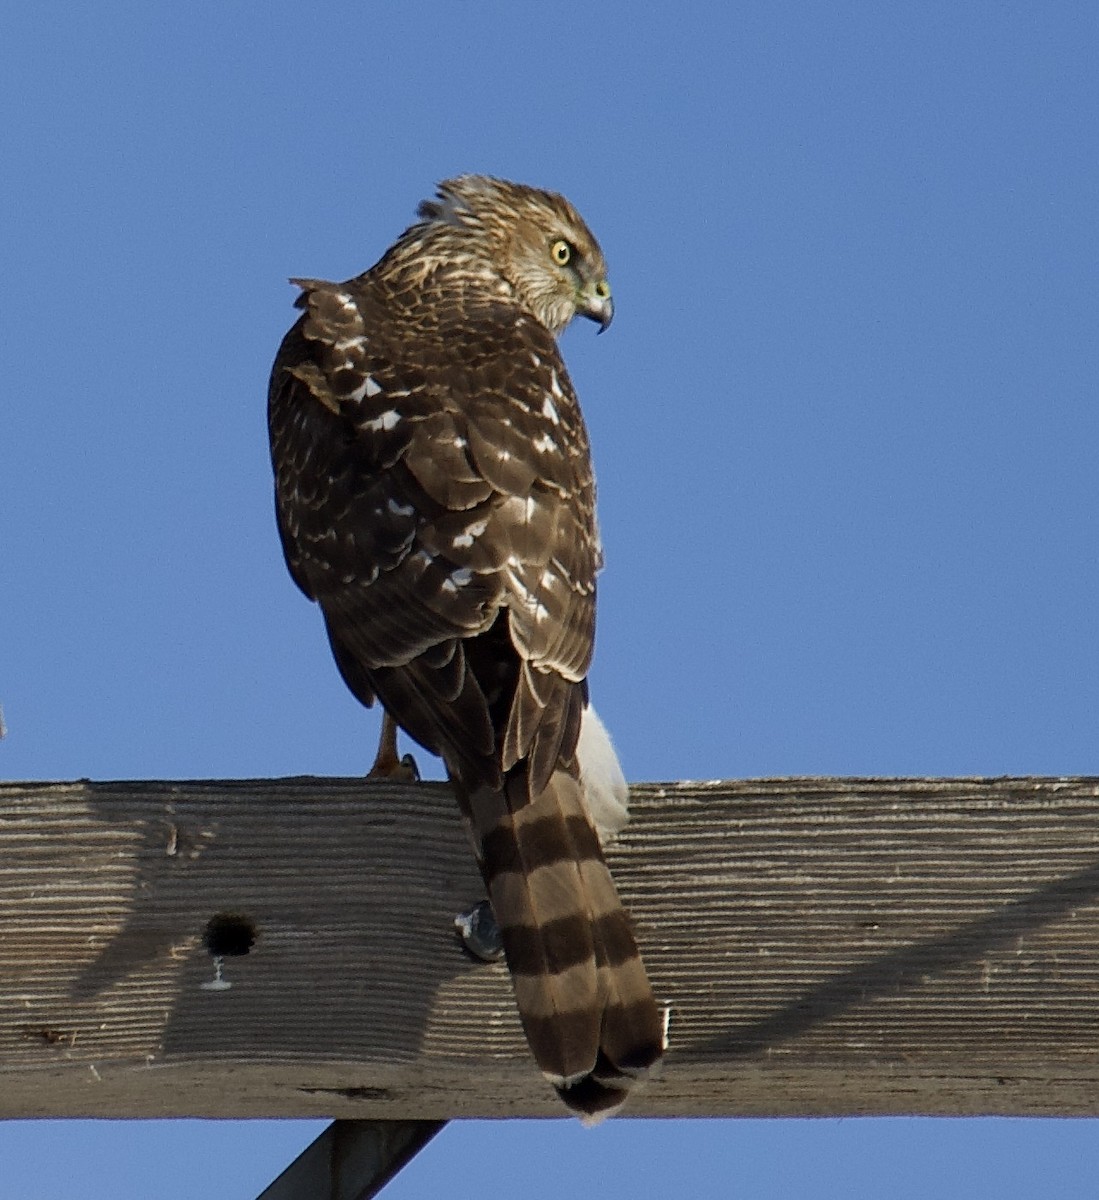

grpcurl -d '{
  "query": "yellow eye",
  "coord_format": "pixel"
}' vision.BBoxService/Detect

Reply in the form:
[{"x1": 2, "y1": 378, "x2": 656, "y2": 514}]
[{"x1": 551, "y1": 239, "x2": 572, "y2": 266}]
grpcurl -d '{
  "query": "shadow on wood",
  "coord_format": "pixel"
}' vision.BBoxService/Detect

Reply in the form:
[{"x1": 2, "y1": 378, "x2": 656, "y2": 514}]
[{"x1": 709, "y1": 854, "x2": 1099, "y2": 1058}]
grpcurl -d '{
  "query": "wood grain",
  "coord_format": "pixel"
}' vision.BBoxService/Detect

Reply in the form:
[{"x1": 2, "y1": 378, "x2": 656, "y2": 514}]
[{"x1": 2, "y1": 776, "x2": 1099, "y2": 1119}]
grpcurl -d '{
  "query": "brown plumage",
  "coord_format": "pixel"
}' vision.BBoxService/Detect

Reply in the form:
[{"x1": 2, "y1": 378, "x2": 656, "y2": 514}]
[{"x1": 268, "y1": 175, "x2": 664, "y2": 1118}]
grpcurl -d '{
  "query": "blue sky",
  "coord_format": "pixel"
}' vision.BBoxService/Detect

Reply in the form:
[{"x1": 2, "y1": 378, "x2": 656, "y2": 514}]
[{"x1": 3, "y1": 1, "x2": 1098, "y2": 1195}]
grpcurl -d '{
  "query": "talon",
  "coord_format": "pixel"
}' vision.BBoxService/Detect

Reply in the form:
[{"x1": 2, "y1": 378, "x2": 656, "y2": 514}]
[
  {"x1": 365, "y1": 753, "x2": 420, "y2": 783},
  {"x1": 455, "y1": 898, "x2": 504, "y2": 962}
]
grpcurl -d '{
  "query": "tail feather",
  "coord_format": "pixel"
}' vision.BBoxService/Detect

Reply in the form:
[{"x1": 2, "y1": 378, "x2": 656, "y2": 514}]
[{"x1": 453, "y1": 765, "x2": 664, "y2": 1118}]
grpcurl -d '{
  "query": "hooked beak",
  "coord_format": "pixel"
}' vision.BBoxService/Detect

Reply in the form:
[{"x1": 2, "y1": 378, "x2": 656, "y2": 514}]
[{"x1": 579, "y1": 280, "x2": 614, "y2": 333}]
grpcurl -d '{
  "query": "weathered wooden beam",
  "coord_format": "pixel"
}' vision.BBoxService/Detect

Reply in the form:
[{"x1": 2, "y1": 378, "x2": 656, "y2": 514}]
[{"x1": 2, "y1": 776, "x2": 1099, "y2": 1119}]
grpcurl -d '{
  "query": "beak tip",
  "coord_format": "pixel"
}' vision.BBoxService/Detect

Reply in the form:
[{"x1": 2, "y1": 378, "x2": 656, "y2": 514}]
[{"x1": 579, "y1": 287, "x2": 613, "y2": 333}]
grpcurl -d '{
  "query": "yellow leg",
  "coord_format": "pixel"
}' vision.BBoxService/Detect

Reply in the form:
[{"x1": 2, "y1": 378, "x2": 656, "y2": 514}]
[{"x1": 366, "y1": 712, "x2": 420, "y2": 781}]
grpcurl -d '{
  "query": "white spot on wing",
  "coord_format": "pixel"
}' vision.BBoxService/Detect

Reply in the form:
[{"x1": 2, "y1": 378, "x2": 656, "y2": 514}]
[
  {"x1": 346, "y1": 375, "x2": 383, "y2": 404},
  {"x1": 504, "y1": 554, "x2": 550, "y2": 622},
  {"x1": 542, "y1": 396, "x2": 560, "y2": 425},
  {"x1": 504, "y1": 553, "x2": 535, "y2": 607},
  {"x1": 359, "y1": 408, "x2": 401, "y2": 432},
  {"x1": 350, "y1": 374, "x2": 383, "y2": 403},
  {"x1": 453, "y1": 517, "x2": 488, "y2": 549},
  {"x1": 386, "y1": 498, "x2": 414, "y2": 517},
  {"x1": 441, "y1": 567, "x2": 474, "y2": 594}
]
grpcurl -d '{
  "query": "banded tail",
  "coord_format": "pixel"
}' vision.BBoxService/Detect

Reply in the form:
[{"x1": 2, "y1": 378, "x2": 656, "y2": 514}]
[{"x1": 453, "y1": 760, "x2": 664, "y2": 1121}]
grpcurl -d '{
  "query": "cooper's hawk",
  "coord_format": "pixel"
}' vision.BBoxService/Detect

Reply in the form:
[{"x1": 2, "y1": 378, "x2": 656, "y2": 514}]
[{"x1": 268, "y1": 175, "x2": 664, "y2": 1119}]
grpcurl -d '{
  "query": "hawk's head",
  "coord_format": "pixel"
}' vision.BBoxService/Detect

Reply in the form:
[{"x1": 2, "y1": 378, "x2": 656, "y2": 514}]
[{"x1": 417, "y1": 175, "x2": 613, "y2": 337}]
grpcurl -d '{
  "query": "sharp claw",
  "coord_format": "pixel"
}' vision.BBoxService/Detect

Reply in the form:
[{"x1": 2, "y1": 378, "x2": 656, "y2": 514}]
[{"x1": 365, "y1": 751, "x2": 421, "y2": 783}]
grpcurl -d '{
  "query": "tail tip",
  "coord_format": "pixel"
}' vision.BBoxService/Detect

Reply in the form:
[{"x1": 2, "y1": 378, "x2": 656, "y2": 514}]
[{"x1": 551, "y1": 1038, "x2": 667, "y2": 1124}]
